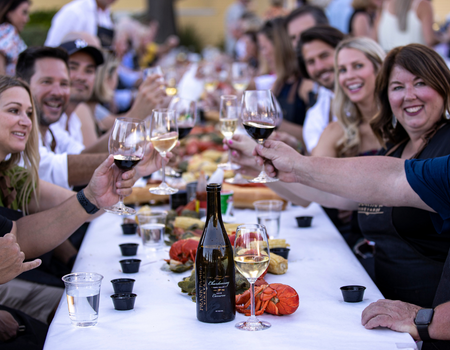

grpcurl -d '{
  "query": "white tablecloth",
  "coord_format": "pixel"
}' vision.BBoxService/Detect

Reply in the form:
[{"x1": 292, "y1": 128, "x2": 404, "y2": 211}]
[{"x1": 44, "y1": 203, "x2": 417, "y2": 350}]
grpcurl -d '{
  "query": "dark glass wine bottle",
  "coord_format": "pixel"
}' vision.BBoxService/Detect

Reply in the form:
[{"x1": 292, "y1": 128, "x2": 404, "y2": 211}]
[{"x1": 195, "y1": 183, "x2": 236, "y2": 323}]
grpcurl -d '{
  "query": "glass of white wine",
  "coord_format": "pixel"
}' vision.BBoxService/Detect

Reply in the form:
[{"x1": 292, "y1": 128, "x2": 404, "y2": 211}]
[
  {"x1": 231, "y1": 62, "x2": 250, "y2": 94},
  {"x1": 164, "y1": 66, "x2": 178, "y2": 97},
  {"x1": 218, "y1": 95, "x2": 240, "y2": 171},
  {"x1": 203, "y1": 63, "x2": 219, "y2": 93},
  {"x1": 148, "y1": 109, "x2": 179, "y2": 195},
  {"x1": 234, "y1": 224, "x2": 271, "y2": 331}
]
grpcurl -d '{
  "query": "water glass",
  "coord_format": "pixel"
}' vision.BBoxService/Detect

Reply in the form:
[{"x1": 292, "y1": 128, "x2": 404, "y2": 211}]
[
  {"x1": 137, "y1": 211, "x2": 167, "y2": 250},
  {"x1": 62, "y1": 272, "x2": 104, "y2": 327},
  {"x1": 253, "y1": 200, "x2": 283, "y2": 239}
]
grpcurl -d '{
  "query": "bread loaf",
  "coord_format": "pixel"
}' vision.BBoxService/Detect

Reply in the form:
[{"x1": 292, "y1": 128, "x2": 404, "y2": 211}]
[{"x1": 222, "y1": 183, "x2": 287, "y2": 209}]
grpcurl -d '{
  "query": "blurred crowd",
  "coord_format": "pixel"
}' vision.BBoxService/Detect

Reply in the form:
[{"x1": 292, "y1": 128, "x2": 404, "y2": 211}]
[{"x1": 1, "y1": 0, "x2": 450, "y2": 348}]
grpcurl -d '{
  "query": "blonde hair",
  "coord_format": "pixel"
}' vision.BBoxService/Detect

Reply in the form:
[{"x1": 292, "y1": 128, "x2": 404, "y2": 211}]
[
  {"x1": 332, "y1": 37, "x2": 385, "y2": 157},
  {"x1": 0, "y1": 76, "x2": 39, "y2": 213},
  {"x1": 91, "y1": 53, "x2": 118, "y2": 103},
  {"x1": 351, "y1": 0, "x2": 372, "y2": 11}
]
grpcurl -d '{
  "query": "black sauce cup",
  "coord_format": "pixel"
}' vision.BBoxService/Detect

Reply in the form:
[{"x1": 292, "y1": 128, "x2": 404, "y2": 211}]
[
  {"x1": 121, "y1": 223, "x2": 137, "y2": 235},
  {"x1": 340, "y1": 285, "x2": 366, "y2": 302},
  {"x1": 269, "y1": 247, "x2": 290, "y2": 259},
  {"x1": 119, "y1": 259, "x2": 141, "y2": 273},
  {"x1": 296, "y1": 216, "x2": 313, "y2": 228},
  {"x1": 119, "y1": 243, "x2": 139, "y2": 256},
  {"x1": 111, "y1": 278, "x2": 135, "y2": 294},
  {"x1": 111, "y1": 293, "x2": 137, "y2": 310}
]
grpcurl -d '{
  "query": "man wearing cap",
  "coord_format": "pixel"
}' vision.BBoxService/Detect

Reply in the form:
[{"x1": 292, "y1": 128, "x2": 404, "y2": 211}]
[{"x1": 51, "y1": 36, "x2": 105, "y2": 149}]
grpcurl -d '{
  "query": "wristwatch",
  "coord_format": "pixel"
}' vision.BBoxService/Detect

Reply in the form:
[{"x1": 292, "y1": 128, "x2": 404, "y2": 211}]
[
  {"x1": 415, "y1": 308, "x2": 434, "y2": 341},
  {"x1": 77, "y1": 189, "x2": 100, "y2": 214}
]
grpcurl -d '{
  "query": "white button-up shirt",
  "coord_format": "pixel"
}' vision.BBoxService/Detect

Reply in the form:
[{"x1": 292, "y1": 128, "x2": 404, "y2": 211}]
[
  {"x1": 45, "y1": 0, "x2": 113, "y2": 47},
  {"x1": 38, "y1": 123, "x2": 85, "y2": 189},
  {"x1": 303, "y1": 87, "x2": 337, "y2": 154}
]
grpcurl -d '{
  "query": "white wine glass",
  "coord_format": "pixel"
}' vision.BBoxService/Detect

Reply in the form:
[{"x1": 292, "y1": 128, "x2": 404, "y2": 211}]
[
  {"x1": 168, "y1": 96, "x2": 197, "y2": 140},
  {"x1": 164, "y1": 66, "x2": 178, "y2": 97},
  {"x1": 231, "y1": 62, "x2": 250, "y2": 94},
  {"x1": 149, "y1": 109, "x2": 179, "y2": 195},
  {"x1": 104, "y1": 117, "x2": 146, "y2": 215},
  {"x1": 203, "y1": 63, "x2": 219, "y2": 93},
  {"x1": 234, "y1": 224, "x2": 271, "y2": 331},
  {"x1": 241, "y1": 90, "x2": 279, "y2": 183},
  {"x1": 218, "y1": 95, "x2": 240, "y2": 171}
]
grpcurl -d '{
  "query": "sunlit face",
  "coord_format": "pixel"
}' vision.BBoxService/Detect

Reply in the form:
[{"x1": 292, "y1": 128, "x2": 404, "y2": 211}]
[
  {"x1": 337, "y1": 48, "x2": 377, "y2": 106},
  {"x1": 0, "y1": 87, "x2": 33, "y2": 160},
  {"x1": 302, "y1": 40, "x2": 335, "y2": 89},
  {"x1": 287, "y1": 13, "x2": 316, "y2": 48},
  {"x1": 7, "y1": 1, "x2": 30, "y2": 33},
  {"x1": 257, "y1": 33, "x2": 275, "y2": 72},
  {"x1": 388, "y1": 65, "x2": 444, "y2": 137},
  {"x1": 68, "y1": 51, "x2": 96, "y2": 103},
  {"x1": 29, "y1": 58, "x2": 70, "y2": 127}
]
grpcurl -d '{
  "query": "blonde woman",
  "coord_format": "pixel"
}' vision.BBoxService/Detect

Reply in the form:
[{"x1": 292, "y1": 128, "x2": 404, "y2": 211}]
[
  {"x1": 377, "y1": 0, "x2": 439, "y2": 51},
  {"x1": 312, "y1": 37, "x2": 384, "y2": 158}
]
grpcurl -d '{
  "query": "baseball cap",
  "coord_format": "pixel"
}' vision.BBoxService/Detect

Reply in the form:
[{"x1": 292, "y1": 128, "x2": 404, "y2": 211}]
[{"x1": 59, "y1": 39, "x2": 104, "y2": 66}]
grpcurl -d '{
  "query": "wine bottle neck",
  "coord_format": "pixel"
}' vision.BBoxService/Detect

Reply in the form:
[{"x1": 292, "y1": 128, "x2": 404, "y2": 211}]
[{"x1": 206, "y1": 189, "x2": 222, "y2": 221}]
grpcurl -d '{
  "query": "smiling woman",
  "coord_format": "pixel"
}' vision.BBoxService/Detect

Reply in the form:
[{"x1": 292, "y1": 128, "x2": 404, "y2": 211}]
[
  {"x1": 0, "y1": 75, "x2": 40, "y2": 213},
  {"x1": 0, "y1": 0, "x2": 30, "y2": 75}
]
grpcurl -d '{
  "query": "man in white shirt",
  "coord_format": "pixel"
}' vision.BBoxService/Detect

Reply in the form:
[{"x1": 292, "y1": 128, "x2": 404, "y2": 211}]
[
  {"x1": 44, "y1": 0, "x2": 116, "y2": 47},
  {"x1": 16, "y1": 46, "x2": 108, "y2": 189},
  {"x1": 296, "y1": 25, "x2": 344, "y2": 153},
  {"x1": 225, "y1": 0, "x2": 252, "y2": 56}
]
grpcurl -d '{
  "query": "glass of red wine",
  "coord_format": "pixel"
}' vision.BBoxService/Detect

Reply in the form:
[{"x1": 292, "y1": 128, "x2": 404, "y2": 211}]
[
  {"x1": 168, "y1": 96, "x2": 197, "y2": 140},
  {"x1": 104, "y1": 117, "x2": 146, "y2": 215},
  {"x1": 241, "y1": 90, "x2": 279, "y2": 183}
]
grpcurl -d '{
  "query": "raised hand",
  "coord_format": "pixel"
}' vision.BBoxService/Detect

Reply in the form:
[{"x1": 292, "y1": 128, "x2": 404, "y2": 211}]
[
  {"x1": 253, "y1": 140, "x2": 302, "y2": 183},
  {"x1": 0, "y1": 232, "x2": 41, "y2": 284},
  {"x1": 84, "y1": 155, "x2": 136, "y2": 209},
  {"x1": 0, "y1": 310, "x2": 19, "y2": 341},
  {"x1": 135, "y1": 143, "x2": 175, "y2": 178}
]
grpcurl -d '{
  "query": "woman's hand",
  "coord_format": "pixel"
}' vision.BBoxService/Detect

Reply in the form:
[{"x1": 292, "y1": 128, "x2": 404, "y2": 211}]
[
  {"x1": 135, "y1": 143, "x2": 175, "y2": 179},
  {"x1": 223, "y1": 134, "x2": 259, "y2": 169},
  {"x1": 0, "y1": 310, "x2": 19, "y2": 342},
  {"x1": 84, "y1": 155, "x2": 136, "y2": 209}
]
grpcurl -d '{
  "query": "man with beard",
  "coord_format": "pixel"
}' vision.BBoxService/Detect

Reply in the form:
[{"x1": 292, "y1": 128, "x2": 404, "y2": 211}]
[{"x1": 296, "y1": 25, "x2": 345, "y2": 154}]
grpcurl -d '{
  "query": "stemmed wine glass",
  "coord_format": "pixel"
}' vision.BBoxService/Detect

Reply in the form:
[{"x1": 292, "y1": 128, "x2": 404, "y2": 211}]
[
  {"x1": 168, "y1": 97, "x2": 197, "y2": 140},
  {"x1": 148, "y1": 109, "x2": 179, "y2": 195},
  {"x1": 231, "y1": 62, "x2": 250, "y2": 94},
  {"x1": 234, "y1": 224, "x2": 271, "y2": 331},
  {"x1": 218, "y1": 95, "x2": 240, "y2": 171},
  {"x1": 241, "y1": 90, "x2": 279, "y2": 183},
  {"x1": 104, "y1": 117, "x2": 146, "y2": 215}
]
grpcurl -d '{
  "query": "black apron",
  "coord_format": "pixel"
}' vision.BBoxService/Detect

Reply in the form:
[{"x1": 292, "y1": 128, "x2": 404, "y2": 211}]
[
  {"x1": 358, "y1": 204, "x2": 443, "y2": 307},
  {"x1": 97, "y1": 26, "x2": 114, "y2": 49}
]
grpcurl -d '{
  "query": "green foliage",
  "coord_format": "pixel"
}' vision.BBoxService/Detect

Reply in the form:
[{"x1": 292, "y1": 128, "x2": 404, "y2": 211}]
[
  {"x1": 20, "y1": 9, "x2": 58, "y2": 47},
  {"x1": 177, "y1": 24, "x2": 203, "y2": 53}
]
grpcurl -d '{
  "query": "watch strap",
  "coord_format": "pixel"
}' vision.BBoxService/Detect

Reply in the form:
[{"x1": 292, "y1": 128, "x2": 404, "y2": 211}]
[
  {"x1": 77, "y1": 189, "x2": 100, "y2": 214},
  {"x1": 417, "y1": 324, "x2": 432, "y2": 342}
]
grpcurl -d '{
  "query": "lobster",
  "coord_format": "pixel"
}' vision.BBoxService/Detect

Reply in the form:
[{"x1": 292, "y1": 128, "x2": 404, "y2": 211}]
[
  {"x1": 236, "y1": 283, "x2": 299, "y2": 316},
  {"x1": 169, "y1": 238, "x2": 199, "y2": 264}
]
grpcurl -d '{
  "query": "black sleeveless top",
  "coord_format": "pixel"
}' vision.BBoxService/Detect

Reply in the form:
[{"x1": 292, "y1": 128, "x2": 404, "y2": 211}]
[{"x1": 275, "y1": 79, "x2": 307, "y2": 126}]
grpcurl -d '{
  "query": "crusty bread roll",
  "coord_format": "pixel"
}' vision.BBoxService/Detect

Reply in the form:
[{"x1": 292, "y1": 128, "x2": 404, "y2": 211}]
[
  {"x1": 222, "y1": 183, "x2": 287, "y2": 209},
  {"x1": 123, "y1": 185, "x2": 169, "y2": 205}
]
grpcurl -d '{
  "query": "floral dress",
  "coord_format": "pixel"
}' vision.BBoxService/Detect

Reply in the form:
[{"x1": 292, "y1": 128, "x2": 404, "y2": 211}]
[{"x1": 0, "y1": 23, "x2": 26, "y2": 76}]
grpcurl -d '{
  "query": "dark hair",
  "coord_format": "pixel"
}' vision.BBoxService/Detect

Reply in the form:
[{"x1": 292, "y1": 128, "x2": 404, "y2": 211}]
[
  {"x1": 0, "y1": 0, "x2": 29, "y2": 24},
  {"x1": 296, "y1": 25, "x2": 345, "y2": 79},
  {"x1": 16, "y1": 46, "x2": 70, "y2": 83},
  {"x1": 284, "y1": 5, "x2": 329, "y2": 27},
  {"x1": 371, "y1": 44, "x2": 450, "y2": 148}
]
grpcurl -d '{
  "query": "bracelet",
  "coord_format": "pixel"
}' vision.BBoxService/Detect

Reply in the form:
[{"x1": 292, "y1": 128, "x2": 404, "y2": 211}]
[{"x1": 77, "y1": 189, "x2": 100, "y2": 215}]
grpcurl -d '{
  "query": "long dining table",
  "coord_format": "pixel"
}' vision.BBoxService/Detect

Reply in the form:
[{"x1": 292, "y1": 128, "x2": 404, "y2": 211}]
[{"x1": 44, "y1": 202, "x2": 417, "y2": 350}]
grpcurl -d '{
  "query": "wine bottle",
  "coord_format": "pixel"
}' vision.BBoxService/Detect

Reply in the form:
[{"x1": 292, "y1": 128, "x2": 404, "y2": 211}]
[{"x1": 195, "y1": 183, "x2": 236, "y2": 323}]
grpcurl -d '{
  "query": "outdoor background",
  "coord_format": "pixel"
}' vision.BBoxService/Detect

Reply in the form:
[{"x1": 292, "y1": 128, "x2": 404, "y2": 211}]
[{"x1": 23, "y1": 0, "x2": 450, "y2": 50}]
